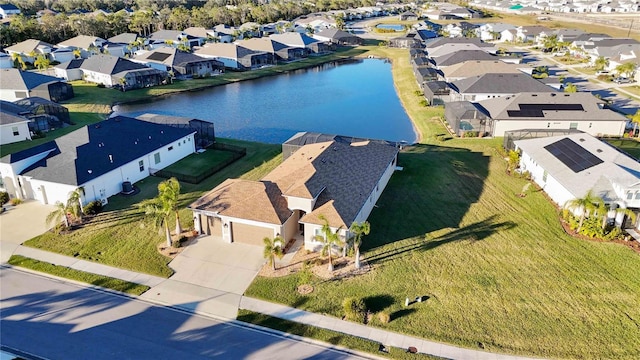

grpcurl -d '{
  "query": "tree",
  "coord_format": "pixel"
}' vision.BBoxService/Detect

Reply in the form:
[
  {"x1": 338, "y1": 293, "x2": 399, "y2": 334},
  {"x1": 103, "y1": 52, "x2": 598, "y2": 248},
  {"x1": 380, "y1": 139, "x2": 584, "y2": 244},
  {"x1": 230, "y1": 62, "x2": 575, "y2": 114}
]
[
  {"x1": 614, "y1": 207, "x2": 637, "y2": 229},
  {"x1": 45, "y1": 188, "x2": 83, "y2": 232},
  {"x1": 615, "y1": 62, "x2": 636, "y2": 78},
  {"x1": 34, "y1": 54, "x2": 50, "y2": 71},
  {"x1": 565, "y1": 190, "x2": 604, "y2": 232},
  {"x1": 594, "y1": 56, "x2": 609, "y2": 72},
  {"x1": 263, "y1": 236, "x2": 284, "y2": 271},
  {"x1": 46, "y1": 201, "x2": 70, "y2": 232},
  {"x1": 335, "y1": 13, "x2": 345, "y2": 30},
  {"x1": 315, "y1": 215, "x2": 343, "y2": 272},
  {"x1": 629, "y1": 110, "x2": 640, "y2": 137},
  {"x1": 349, "y1": 221, "x2": 370, "y2": 269},
  {"x1": 564, "y1": 83, "x2": 578, "y2": 93},
  {"x1": 11, "y1": 52, "x2": 26, "y2": 70},
  {"x1": 72, "y1": 48, "x2": 82, "y2": 59},
  {"x1": 542, "y1": 34, "x2": 560, "y2": 52},
  {"x1": 66, "y1": 188, "x2": 83, "y2": 223},
  {"x1": 139, "y1": 177, "x2": 183, "y2": 247}
]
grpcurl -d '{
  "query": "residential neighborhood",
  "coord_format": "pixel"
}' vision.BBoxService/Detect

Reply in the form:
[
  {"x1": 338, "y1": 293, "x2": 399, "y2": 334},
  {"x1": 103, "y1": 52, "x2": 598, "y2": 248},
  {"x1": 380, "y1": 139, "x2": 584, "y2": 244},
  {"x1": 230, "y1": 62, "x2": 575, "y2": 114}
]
[{"x1": 1, "y1": 1, "x2": 640, "y2": 359}]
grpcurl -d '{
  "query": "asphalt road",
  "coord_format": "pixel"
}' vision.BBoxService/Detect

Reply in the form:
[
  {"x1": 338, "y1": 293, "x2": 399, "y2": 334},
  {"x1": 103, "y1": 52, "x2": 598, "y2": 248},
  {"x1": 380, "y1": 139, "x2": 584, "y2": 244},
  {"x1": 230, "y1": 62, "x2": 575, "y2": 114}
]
[{"x1": 0, "y1": 268, "x2": 366, "y2": 360}]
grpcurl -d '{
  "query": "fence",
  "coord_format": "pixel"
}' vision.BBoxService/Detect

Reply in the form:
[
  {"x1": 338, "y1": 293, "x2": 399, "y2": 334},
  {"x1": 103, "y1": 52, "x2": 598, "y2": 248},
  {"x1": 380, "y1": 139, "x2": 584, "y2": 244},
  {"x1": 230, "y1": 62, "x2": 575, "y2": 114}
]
[{"x1": 154, "y1": 143, "x2": 247, "y2": 184}]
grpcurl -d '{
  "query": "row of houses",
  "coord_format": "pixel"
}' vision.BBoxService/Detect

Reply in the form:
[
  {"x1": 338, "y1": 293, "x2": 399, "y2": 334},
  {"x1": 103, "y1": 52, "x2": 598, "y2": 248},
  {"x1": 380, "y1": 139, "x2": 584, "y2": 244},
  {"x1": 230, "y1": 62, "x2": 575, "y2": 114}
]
[{"x1": 471, "y1": 0, "x2": 640, "y2": 13}]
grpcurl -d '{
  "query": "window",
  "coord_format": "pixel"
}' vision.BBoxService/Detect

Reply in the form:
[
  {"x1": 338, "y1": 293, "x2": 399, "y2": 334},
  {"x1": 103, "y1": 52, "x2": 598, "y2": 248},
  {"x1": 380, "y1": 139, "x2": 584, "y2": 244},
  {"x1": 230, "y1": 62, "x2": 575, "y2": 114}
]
[
  {"x1": 542, "y1": 170, "x2": 548, "y2": 182},
  {"x1": 314, "y1": 228, "x2": 324, "y2": 240},
  {"x1": 11, "y1": 127, "x2": 19, "y2": 136},
  {"x1": 569, "y1": 122, "x2": 578, "y2": 130},
  {"x1": 168, "y1": 146, "x2": 173, "y2": 151},
  {"x1": 15, "y1": 91, "x2": 27, "y2": 98},
  {"x1": 139, "y1": 160, "x2": 144, "y2": 172},
  {"x1": 628, "y1": 192, "x2": 634, "y2": 200},
  {"x1": 154, "y1": 152, "x2": 161, "y2": 164},
  {"x1": 636, "y1": 192, "x2": 640, "y2": 200}
]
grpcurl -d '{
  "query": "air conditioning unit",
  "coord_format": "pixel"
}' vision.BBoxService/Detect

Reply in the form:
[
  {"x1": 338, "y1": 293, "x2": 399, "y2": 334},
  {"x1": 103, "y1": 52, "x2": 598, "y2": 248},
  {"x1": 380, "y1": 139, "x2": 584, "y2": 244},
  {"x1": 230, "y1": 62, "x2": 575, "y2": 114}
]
[{"x1": 100, "y1": 198, "x2": 108, "y2": 206}]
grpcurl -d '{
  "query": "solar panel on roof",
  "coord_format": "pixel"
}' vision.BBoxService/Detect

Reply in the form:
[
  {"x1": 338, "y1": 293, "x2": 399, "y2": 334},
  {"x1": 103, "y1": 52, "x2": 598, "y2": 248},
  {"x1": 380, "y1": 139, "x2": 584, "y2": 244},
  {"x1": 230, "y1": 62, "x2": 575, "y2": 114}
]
[
  {"x1": 544, "y1": 138, "x2": 603, "y2": 173},
  {"x1": 519, "y1": 104, "x2": 584, "y2": 111},
  {"x1": 147, "y1": 52, "x2": 171, "y2": 62}
]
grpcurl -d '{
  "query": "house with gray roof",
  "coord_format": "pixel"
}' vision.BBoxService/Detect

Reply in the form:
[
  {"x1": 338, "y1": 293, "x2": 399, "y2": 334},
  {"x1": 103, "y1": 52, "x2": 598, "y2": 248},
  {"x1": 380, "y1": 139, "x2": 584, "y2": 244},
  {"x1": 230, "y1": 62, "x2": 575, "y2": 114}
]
[
  {"x1": 269, "y1": 33, "x2": 333, "y2": 54},
  {"x1": 423, "y1": 81, "x2": 451, "y2": 106},
  {"x1": 477, "y1": 92, "x2": 627, "y2": 137},
  {"x1": 78, "y1": 54, "x2": 167, "y2": 90},
  {"x1": 313, "y1": 28, "x2": 363, "y2": 46},
  {"x1": 0, "y1": 101, "x2": 31, "y2": 144},
  {"x1": 449, "y1": 73, "x2": 555, "y2": 101},
  {"x1": 430, "y1": 49, "x2": 498, "y2": 68},
  {"x1": 5, "y1": 39, "x2": 55, "y2": 63},
  {"x1": 236, "y1": 38, "x2": 307, "y2": 62},
  {"x1": 515, "y1": 133, "x2": 640, "y2": 228},
  {"x1": 133, "y1": 48, "x2": 224, "y2": 77},
  {"x1": 190, "y1": 135, "x2": 399, "y2": 250},
  {"x1": 57, "y1": 35, "x2": 107, "y2": 59},
  {"x1": 0, "y1": 69, "x2": 73, "y2": 102},
  {"x1": 54, "y1": 59, "x2": 84, "y2": 80},
  {"x1": 0, "y1": 116, "x2": 196, "y2": 206},
  {"x1": 148, "y1": 30, "x2": 204, "y2": 50},
  {"x1": 194, "y1": 43, "x2": 274, "y2": 70}
]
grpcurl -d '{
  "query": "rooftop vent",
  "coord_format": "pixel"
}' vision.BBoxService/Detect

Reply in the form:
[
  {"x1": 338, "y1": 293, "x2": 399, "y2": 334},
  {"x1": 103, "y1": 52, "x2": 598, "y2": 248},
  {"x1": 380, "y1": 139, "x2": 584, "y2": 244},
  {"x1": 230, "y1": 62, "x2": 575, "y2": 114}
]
[
  {"x1": 597, "y1": 149, "x2": 603, "y2": 153},
  {"x1": 579, "y1": 138, "x2": 585, "y2": 142}
]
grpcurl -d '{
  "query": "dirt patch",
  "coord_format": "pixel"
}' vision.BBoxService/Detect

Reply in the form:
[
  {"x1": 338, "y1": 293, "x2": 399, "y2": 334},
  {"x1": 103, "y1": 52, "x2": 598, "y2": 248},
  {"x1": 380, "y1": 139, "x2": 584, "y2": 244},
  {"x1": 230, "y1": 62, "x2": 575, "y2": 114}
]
[
  {"x1": 157, "y1": 230, "x2": 199, "y2": 259},
  {"x1": 297, "y1": 284, "x2": 314, "y2": 294},
  {"x1": 258, "y1": 247, "x2": 371, "y2": 279}
]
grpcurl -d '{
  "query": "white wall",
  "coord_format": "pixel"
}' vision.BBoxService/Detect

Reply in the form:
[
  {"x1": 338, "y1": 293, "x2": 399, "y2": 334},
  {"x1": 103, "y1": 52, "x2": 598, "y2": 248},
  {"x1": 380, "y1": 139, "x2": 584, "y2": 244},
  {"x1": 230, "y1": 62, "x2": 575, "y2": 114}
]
[
  {"x1": 83, "y1": 70, "x2": 114, "y2": 86},
  {"x1": 55, "y1": 68, "x2": 83, "y2": 81},
  {"x1": 303, "y1": 223, "x2": 347, "y2": 251},
  {"x1": 196, "y1": 54, "x2": 239, "y2": 69},
  {"x1": 0, "y1": 121, "x2": 31, "y2": 145},
  {"x1": 494, "y1": 119, "x2": 626, "y2": 137},
  {"x1": 353, "y1": 154, "x2": 397, "y2": 224},
  {"x1": 285, "y1": 195, "x2": 314, "y2": 213},
  {"x1": 519, "y1": 151, "x2": 574, "y2": 207},
  {"x1": 0, "y1": 88, "x2": 29, "y2": 102}
]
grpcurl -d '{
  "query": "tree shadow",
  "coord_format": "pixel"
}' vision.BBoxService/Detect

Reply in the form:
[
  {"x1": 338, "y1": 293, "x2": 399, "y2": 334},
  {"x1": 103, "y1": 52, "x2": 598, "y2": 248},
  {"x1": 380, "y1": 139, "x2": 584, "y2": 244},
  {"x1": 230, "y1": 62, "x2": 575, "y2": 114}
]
[
  {"x1": 363, "y1": 295, "x2": 394, "y2": 313},
  {"x1": 367, "y1": 215, "x2": 516, "y2": 265},
  {"x1": 391, "y1": 308, "x2": 416, "y2": 322},
  {"x1": 364, "y1": 144, "x2": 490, "y2": 250}
]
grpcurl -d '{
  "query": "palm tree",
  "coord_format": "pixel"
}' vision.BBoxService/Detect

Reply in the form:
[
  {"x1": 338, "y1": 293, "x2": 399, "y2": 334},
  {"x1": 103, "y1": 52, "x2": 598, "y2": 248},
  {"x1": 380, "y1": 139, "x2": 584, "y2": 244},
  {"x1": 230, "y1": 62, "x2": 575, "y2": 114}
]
[
  {"x1": 629, "y1": 110, "x2": 640, "y2": 137},
  {"x1": 11, "y1": 52, "x2": 26, "y2": 70},
  {"x1": 66, "y1": 188, "x2": 83, "y2": 224},
  {"x1": 594, "y1": 56, "x2": 609, "y2": 72},
  {"x1": 34, "y1": 55, "x2": 50, "y2": 72},
  {"x1": 158, "y1": 177, "x2": 183, "y2": 236},
  {"x1": 543, "y1": 34, "x2": 560, "y2": 53},
  {"x1": 139, "y1": 197, "x2": 172, "y2": 247},
  {"x1": 315, "y1": 215, "x2": 343, "y2": 272},
  {"x1": 72, "y1": 49, "x2": 82, "y2": 59},
  {"x1": 565, "y1": 190, "x2": 604, "y2": 232},
  {"x1": 614, "y1": 208, "x2": 637, "y2": 229},
  {"x1": 615, "y1": 62, "x2": 636, "y2": 78},
  {"x1": 349, "y1": 221, "x2": 370, "y2": 269},
  {"x1": 263, "y1": 236, "x2": 284, "y2": 270},
  {"x1": 45, "y1": 201, "x2": 70, "y2": 232},
  {"x1": 564, "y1": 83, "x2": 578, "y2": 93}
]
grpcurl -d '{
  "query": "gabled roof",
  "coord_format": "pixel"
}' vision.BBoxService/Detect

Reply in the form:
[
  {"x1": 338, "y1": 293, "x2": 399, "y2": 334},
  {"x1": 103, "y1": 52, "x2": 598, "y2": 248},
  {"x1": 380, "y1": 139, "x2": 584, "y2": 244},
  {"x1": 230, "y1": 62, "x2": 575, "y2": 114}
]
[
  {"x1": 427, "y1": 43, "x2": 492, "y2": 58},
  {"x1": 432, "y1": 49, "x2": 497, "y2": 67},
  {"x1": 134, "y1": 48, "x2": 219, "y2": 67},
  {"x1": 515, "y1": 133, "x2": 640, "y2": 200},
  {"x1": 0, "y1": 100, "x2": 31, "y2": 125},
  {"x1": 269, "y1": 32, "x2": 320, "y2": 47},
  {"x1": 194, "y1": 43, "x2": 263, "y2": 60},
  {"x1": 79, "y1": 54, "x2": 148, "y2": 75},
  {"x1": 0, "y1": 69, "x2": 64, "y2": 91},
  {"x1": 184, "y1": 27, "x2": 213, "y2": 38},
  {"x1": 451, "y1": 73, "x2": 555, "y2": 94},
  {"x1": 58, "y1": 35, "x2": 106, "y2": 49},
  {"x1": 314, "y1": 28, "x2": 361, "y2": 41},
  {"x1": 441, "y1": 60, "x2": 525, "y2": 79},
  {"x1": 477, "y1": 92, "x2": 627, "y2": 122},
  {"x1": 6, "y1": 116, "x2": 195, "y2": 186},
  {"x1": 236, "y1": 38, "x2": 290, "y2": 54},
  {"x1": 425, "y1": 37, "x2": 493, "y2": 49},
  {"x1": 519, "y1": 26, "x2": 551, "y2": 36},
  {"x1": 149, "y1": 30, "x2": 199, "y2": 41},
  {"x1": 55, "y1": 58, "x2": 84, "y2": 70},
  {"x1": 108, "y1": 33, "x2": 138, "y2": 44},
  {"x1": 5, "y1": 39, "x2": 54, "y2": 54}
]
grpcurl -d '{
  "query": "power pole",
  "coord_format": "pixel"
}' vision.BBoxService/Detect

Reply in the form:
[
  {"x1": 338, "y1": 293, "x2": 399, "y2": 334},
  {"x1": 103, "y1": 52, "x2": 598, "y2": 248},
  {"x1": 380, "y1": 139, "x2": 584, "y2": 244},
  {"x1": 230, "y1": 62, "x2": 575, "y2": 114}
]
[{"x1": 628, "y1": 19, "x2": 634, "y2": 38}]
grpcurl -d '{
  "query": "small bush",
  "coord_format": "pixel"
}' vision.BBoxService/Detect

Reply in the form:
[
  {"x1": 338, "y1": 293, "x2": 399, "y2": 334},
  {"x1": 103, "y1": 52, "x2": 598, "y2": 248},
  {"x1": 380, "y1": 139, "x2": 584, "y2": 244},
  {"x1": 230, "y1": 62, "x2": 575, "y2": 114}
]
[
  {"x1": 463, "y1": 131, "x2": 479, "y2": 138},
  {"x1": 343, "y1": 297, "x2": 367, "y2": 322},
  {"x1": 0, "y1": 191, "x2": 9, "y2": 206},
  {"x1": 10, "y1": 198, "x2": 23, "y2": 206},
  {"x1": 378, "y1": 312, "x2": 391, "y2": 324},
  {"x1": 414, "y1": 90, "x2": 424, "y2": 96},
  {"x1": 419, "y1": 99, "x2": 429, "y2": 107},
  {"x1": 436, "y1": 135, "x2": 452, "y2": 142},
  {"x1": 97, "y1": 83, "x2": 106, "y2": 88},
  {"x1": 298, "y1": 261, "x2": 313, "y2": 286},
  {"x1": 83, "y1": 200, "x2": 103, "y2": 215},
  {"x1": 172, "y1": 239, "x2": 183, "y2": 248}
]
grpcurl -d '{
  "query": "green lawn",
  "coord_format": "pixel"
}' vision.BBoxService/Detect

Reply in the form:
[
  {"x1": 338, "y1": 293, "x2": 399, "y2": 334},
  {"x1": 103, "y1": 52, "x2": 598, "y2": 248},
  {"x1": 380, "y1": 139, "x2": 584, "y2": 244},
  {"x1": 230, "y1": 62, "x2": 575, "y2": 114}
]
[
  {"x1": 605, "y1": 138, "x2": 640, "y2": 159},
  {"x1": 161, "y1": 148, "x2": 236, "y2": 178},
  {"x1": 23, "y1": 138, "x2": 281, "y2": 277},
  {"x1": 244, "y1": 46, "x2": 640, "y2": 359},
  {"x1": 8, "y1": 255, "x2": 149, "y2": 295},
  {"x1": 237, "y1": 310, "x2": 443, "y2": 360}
]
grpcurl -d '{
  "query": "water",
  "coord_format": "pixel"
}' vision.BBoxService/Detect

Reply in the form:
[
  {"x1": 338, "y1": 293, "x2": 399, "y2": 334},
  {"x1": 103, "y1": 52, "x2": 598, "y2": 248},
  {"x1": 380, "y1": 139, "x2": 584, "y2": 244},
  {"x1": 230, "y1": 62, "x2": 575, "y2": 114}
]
[
  {"x1": 113, "y1": 59, "x2": 416, "y2": 144},
  {"x1": 375, "y1": 24, "x2": 405, "y2": 31}
]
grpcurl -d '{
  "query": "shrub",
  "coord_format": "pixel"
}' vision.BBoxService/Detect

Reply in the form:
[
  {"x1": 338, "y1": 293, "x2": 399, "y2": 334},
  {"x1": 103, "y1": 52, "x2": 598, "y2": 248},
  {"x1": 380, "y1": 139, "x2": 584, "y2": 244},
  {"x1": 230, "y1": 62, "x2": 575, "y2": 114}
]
[
  {"x1": 298, "y1": 261, "x2": 313, "y2": 286},
  {"x1": 83, "y1": 200, "x2": 103, "y2": 215},
  {"x1": 419, "y1": 99, "x2": 429, "y2": 107},
  {"x1": 97, "y1": 83, "x2": 105, "y2": 88},
  {"x1": 463, "y1": 131, "x2": 479, "y2": 138},
  {"x1": 378, "y1": 311, "x2": 391, "y2": 324},
  {"x1": 414, "y1": 90, "x2": 424, "y2": 96},
  {"x1": 0, "y1": 191, "x2": 9, "y2": 206},
  {"x1": 436, "y1": 135, "x2": 452, "y2": 142},
  {"x1": 343, "y1": 297, "x2": 367, "y2": 322},
  {"x1": 9, "y1": 198, "x2": 23, "y2": 206}
]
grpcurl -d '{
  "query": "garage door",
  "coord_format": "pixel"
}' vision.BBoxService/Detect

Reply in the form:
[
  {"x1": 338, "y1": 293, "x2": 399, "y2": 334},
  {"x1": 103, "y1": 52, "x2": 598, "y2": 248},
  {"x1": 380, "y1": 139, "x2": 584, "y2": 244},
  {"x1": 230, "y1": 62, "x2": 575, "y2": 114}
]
[
  {"x1": 231, "y1": 222, "x2": 273, "y2": 246},
  {"x1": 207, "y1": 216, "x2": 223, "y2": 237}
]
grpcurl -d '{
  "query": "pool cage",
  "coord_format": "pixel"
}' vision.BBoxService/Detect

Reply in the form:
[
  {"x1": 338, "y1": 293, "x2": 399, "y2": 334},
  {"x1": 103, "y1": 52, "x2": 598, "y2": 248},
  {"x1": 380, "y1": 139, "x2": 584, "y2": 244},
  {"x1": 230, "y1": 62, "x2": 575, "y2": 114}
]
[{"x1": 503, "y1": 129, "x2": 585, "y2": 150}]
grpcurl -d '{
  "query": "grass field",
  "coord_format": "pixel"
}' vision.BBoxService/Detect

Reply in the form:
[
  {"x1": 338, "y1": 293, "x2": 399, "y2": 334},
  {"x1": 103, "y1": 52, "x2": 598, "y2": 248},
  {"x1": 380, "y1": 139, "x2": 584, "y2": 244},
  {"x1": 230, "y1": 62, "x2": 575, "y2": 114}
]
[
  {"x1": 161, "y1": 149, "x2": 236, "y2": 177},
  {"x1": 605, "y1": 138, "x2": 640, "y2": 159},
  {"x1": 8, "y1": 255, "x2": 149, "y2": 295}
]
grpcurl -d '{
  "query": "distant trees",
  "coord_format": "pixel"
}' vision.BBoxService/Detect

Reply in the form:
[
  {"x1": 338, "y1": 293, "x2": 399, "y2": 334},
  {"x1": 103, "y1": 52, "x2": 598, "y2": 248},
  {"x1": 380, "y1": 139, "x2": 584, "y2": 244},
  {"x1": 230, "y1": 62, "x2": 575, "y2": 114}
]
[
  {"x1": 615, "y1": 62, "x2": 636, "y2": 78},
  {"x1": 564, "y1": 83, "x2": 578, "y2": 93}
]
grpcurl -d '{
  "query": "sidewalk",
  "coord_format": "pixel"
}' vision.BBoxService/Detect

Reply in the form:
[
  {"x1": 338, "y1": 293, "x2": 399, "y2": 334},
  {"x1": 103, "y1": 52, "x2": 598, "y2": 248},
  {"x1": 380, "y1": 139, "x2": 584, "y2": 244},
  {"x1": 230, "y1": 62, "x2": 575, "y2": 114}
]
[{"x1": 239, "y1": 297, "x2": 543, "y2": 360}]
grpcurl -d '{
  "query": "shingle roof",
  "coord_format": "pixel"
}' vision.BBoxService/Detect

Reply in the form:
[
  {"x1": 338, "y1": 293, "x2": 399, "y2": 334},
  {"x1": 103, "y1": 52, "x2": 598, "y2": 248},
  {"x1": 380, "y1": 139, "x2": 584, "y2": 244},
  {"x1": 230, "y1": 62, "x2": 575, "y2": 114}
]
[
  {"x1": 269, "y1": 33, "x2": 319, "y2": 47},
  {"x1": 5, "y1": 39, "x2": 54, "y2": 54},
  {"x1": 427, "y1": 43, "x2": 493, "y2": 58},
  {"x1": 425, "y1": 37, "x2": 493, "y2": 49},
  {"x1": 0, "y1": 100, "x2": 30, "y2": 125},
  {"x1": 108, "y1": 33, "x2": 138, "y2": 44},
  {"x1": 58, "y1": 35, "x2": 105, "y2": 49},
  {"x1": 194, "y1": 43, "x2": 262, "y2": 60},
  {"x1": 314, "y1": 28, "x2": 361, "y2": 41},
  {"x1": 80, "y1": 54, "x2": 148, "y2": 75},
  {"x1": 477, "y1": 92, "x2": 627, "y2": 122},
  {"x1": 515, "y1": 133, "x2": 640, "y2": 201},
  {"x1": 55, "y1": 59, "x2": 84, "y2": 70},
  {"x1": 441, "y1": 60, "x2": 525, "y2": 79},
  {"x1": 134, "y1": 47, "x2": 219, "y2": 67},
  {"x1": 432, "y1": 50, "x2": 497, "y2": 66},
  {"x1": 9, "y1": 116, "x2": 195, "y2": 186},
  {"x1": 149, "y1": 30, "x2": 198, "y2": 41},
  {"x1": 236, "y1": 38, "x2": 290, "y2": 54},
  {"x1": 451, "y1": 73, "x2": 556, "y2": 94},
  {"x1": 0, "y1": 69, "x2": 64, "y2": 91}
]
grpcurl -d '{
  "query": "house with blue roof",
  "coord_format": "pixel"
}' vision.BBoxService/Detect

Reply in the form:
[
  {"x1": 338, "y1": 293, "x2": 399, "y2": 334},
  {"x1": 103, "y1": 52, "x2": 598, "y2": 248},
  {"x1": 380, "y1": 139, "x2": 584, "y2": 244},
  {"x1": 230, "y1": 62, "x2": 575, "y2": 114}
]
[
  {"x1": 0, "y1": 3, "x2": 20, "y2": 18},
  {"x1": 0, "y1": 116, "x2": 196, "y2": 206}
]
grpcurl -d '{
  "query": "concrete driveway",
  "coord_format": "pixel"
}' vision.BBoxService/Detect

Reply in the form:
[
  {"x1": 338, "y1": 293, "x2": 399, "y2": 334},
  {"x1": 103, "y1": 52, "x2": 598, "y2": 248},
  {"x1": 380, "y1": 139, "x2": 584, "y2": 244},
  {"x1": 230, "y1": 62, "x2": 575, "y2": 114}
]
[
  {"x1": 140, "y1": 235, "x2": 265, "y2": 319},
  {"x1": 0, "y1": 200, "x2": 54, "y2": 263}
]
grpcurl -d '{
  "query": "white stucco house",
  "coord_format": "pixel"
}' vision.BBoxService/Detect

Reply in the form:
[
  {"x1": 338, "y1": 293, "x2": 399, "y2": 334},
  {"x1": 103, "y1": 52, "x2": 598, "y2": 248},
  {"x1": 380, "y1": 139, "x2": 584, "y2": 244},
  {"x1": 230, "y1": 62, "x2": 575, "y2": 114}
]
[
  {"x1": 515, "y1": 133, "x2": 640, "y2": 228},
  {"x1": 0, "y1": 110, "x2": 31, "y2": 145},
  {"x1": 189, "y1": 133, "x2": 399, "y2": 251},
  {"x1": 0, "y1": 116, "x2": 195, "y2": 206}
]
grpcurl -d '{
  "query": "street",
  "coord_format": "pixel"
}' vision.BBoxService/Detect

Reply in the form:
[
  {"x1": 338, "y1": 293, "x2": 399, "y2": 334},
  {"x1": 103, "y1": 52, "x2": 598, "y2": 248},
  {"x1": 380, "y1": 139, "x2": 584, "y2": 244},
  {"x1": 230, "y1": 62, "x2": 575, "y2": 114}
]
[{"x1": 0, "y1": 267, "x2": 366, "y2": 360}]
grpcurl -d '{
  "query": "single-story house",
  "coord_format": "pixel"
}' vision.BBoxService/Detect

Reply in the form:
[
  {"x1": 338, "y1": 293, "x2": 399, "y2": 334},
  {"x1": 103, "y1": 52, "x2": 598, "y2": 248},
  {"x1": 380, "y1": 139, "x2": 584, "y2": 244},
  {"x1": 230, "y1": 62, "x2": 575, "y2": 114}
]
[
  {"x1": 79, "y1": 54, "x2": 168, "y2": 90},
  {"x1": 399, "y1": 11, "x2": 418, "y2": 21},
  {"x1": 57, "y1": 35, "x2": 107, "y2": 59},
  {"x1": 0, "y1": 103, "x2": 31, "y2": 144},
  {"x1": 0, "y1": 69, "x2": 74, "y2": 102},
  {"x1": 5, "y1": 39, "x2": 55, "y2": 63},
  {"x1": 236, "y1": 38, "x2": 307, "y2": 63},
  {"x1": 440, "y1": 60, "x2": 525, "y2": 82},
  {"x1": 194, "y1": 43, "x2": 274, "y2": 70},
  {"x1": 313, "y1": 29, "x2": 363, "y2": 46},
  {"x1": 269, "y1": 33, "x2": 333, "y2": 54},
  {"x1": 190, "y1": 135, "x2": 399, "y2": 250},
  {"x1": 0, "y1": 116, "x2": 196, "y2": 205},
  {"x1": 0, "y1": 3, "x2": 20, "y2": 18},
  {"x1": 53, "y1": 59, "x2": 84, "y2": 80},
  {"x1": 148, "y1": 30, "x2": 204, "y2": 50},
  {"x1": 449, "y1": 73, "x2": 556, "y2": 102},
  {"x1": 477, "y1": 92, "x2": 628, "y2": 137},
  {"x1": 133, "y1": 48, "x2": 224, "y2": 77},
  {"x1": 423, "y1": 81, "x2": 450, "y2": 106},
  {"x1": 515, "y1": 133, "x2": 640, "y2": 228}
]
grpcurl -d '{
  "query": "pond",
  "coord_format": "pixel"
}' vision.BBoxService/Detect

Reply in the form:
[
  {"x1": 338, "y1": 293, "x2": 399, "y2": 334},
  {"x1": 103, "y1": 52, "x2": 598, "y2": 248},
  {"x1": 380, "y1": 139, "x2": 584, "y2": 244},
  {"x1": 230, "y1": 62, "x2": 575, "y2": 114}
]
[
  {"x1": 113, "y1": 59, "x2": 417, "y2": 144},
  {"x1": 375, "y1": 24, "x2": 405, "y2": 31}
]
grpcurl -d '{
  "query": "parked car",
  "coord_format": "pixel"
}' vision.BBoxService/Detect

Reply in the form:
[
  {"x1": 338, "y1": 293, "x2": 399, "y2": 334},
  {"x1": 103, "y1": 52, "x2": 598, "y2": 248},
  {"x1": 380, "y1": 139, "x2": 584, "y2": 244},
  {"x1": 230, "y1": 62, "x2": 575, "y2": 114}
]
[{"x1": 614, "y1": 77, "x2": 632, "y2": 84}]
